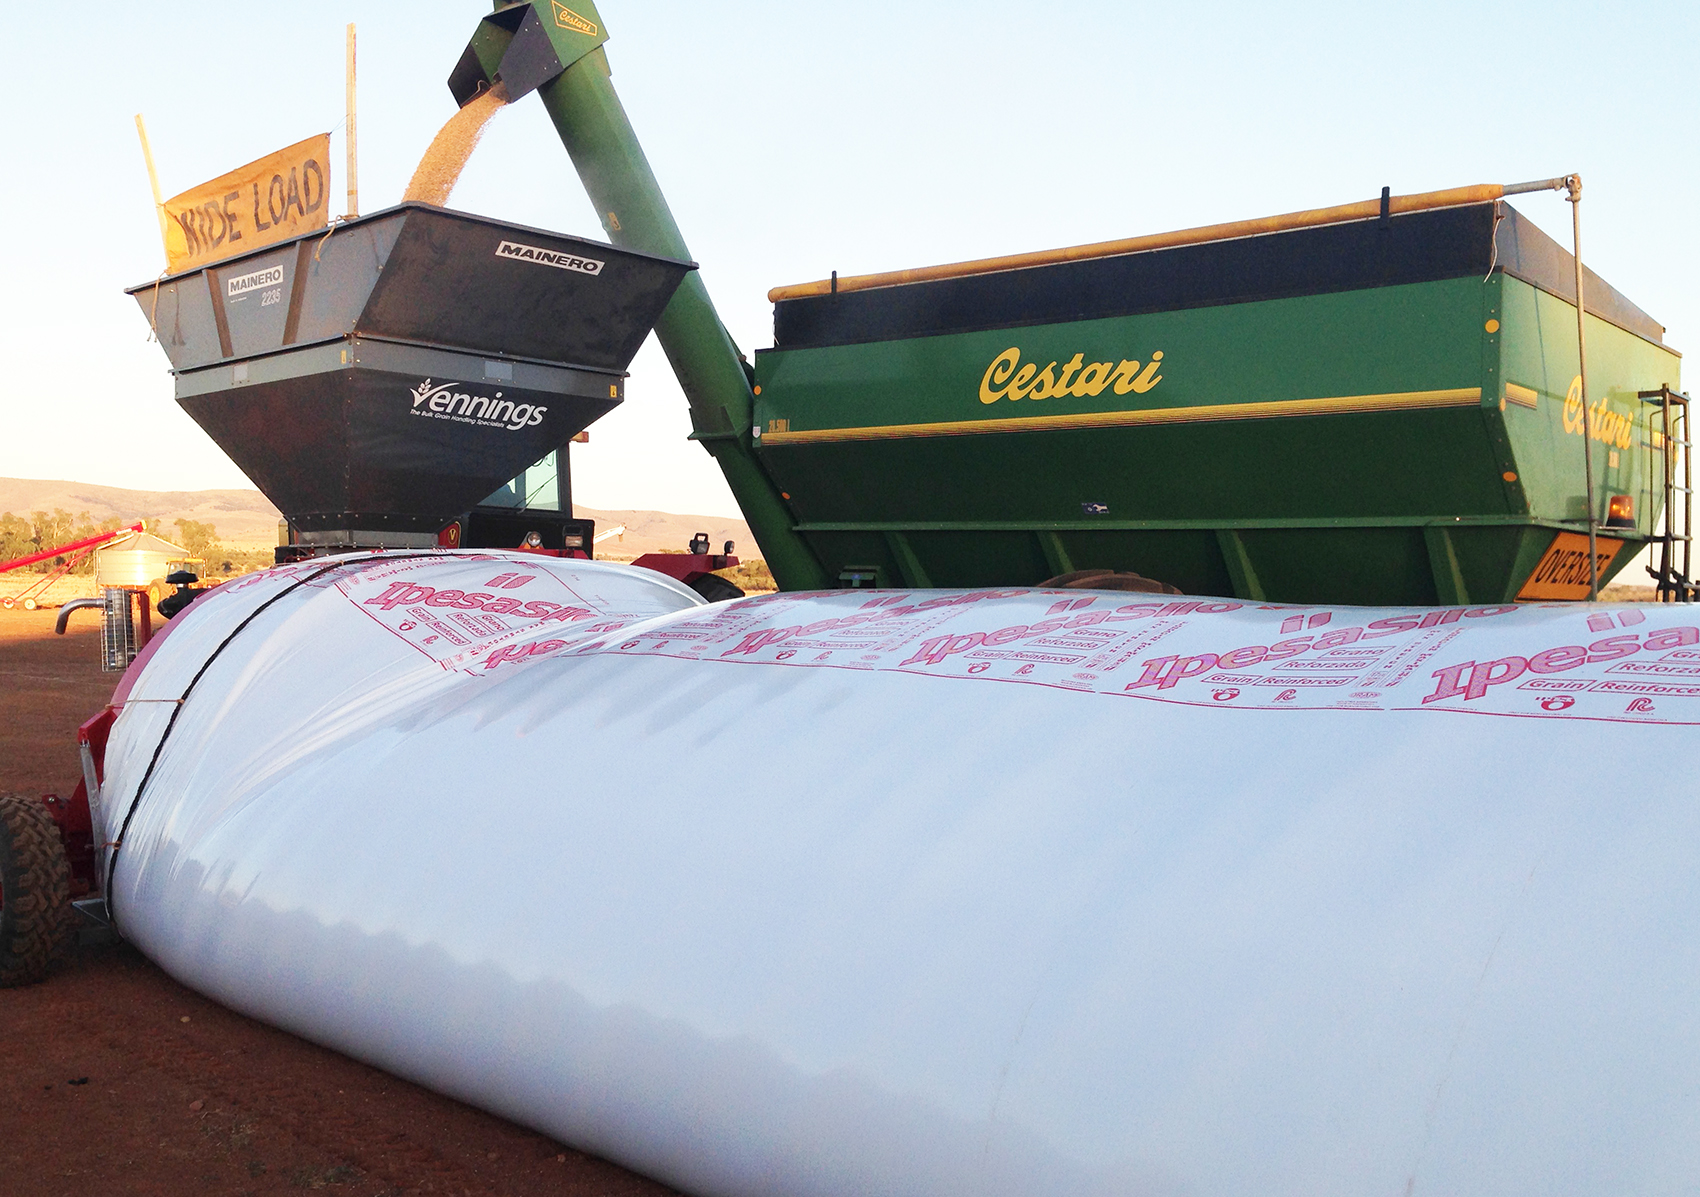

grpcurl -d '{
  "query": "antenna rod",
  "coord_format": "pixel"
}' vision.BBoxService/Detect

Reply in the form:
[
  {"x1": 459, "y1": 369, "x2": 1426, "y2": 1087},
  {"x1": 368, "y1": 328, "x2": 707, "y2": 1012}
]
[
  {"x1": 345, "y1": 23, "x2": 359, "y2": 218},
  {"x1": 1567, "y1": 174, "x2": 1598, "y2": 600},
  {"x1": 133, "y1": 114, "x2": 169, "y2": 262}
]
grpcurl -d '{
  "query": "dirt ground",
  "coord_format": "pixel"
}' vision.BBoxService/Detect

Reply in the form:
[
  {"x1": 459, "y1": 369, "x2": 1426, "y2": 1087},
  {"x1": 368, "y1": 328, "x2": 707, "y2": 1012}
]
[{"x1": 0, "y1": 609, "x2": 680, "y2": 1197}]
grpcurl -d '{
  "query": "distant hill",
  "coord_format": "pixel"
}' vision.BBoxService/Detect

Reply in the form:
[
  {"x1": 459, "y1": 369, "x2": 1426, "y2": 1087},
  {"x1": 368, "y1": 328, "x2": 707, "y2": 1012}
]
[
  {"x1": 0, "y1": 478, "x2": 284, "y2": 546},
  {"x1": 0, "y1": 478, "x2": 753, "y2": 559}
]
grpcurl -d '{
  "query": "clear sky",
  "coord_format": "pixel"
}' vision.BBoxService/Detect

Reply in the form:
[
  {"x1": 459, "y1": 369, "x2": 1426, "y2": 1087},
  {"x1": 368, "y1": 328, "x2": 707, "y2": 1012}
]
[{"x1": 1, "y1": 0, "x2": 1694, "y2": 522}]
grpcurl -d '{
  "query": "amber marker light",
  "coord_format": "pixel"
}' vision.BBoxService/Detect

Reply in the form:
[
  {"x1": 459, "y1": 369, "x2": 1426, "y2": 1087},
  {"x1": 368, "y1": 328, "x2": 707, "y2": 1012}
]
[{"x1": 1606, "y1": 494, "x2": 1635, "y2": 528}]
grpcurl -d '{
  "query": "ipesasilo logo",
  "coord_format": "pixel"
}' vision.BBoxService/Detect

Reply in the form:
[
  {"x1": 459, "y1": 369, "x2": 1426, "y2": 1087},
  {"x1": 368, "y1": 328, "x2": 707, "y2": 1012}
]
[
  {"x1": 494, "y1": 240, "x2": 603, "y2": 275},
  {"x1": 409, "y1": 379, "x2": 546, "y2": 431}
]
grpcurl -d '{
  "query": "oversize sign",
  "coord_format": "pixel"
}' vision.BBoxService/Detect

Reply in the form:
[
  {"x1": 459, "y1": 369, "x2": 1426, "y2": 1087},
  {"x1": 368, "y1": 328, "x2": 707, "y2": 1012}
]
[
  {"x1": 162, "y1": 134, "x2": 331, "y2": 274},
  {"x1": 1517, "y1": 531, "x2": 1625, "y2": 601}
]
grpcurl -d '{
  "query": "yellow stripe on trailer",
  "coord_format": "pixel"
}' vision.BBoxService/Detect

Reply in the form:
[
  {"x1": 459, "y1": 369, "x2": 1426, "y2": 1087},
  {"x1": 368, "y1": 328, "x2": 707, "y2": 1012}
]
[{"x1": 760, "y1": 387, "x2": 1483, "y2": 445}]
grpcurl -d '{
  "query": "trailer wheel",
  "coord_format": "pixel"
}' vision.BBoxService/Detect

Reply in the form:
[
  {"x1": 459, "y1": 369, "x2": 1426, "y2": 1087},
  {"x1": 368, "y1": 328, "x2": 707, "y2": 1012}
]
[
  {"x1": 21, "y1": 597, "x2": 39, "y2": 611},
  {"x1": 1039, "y1": 569, "x2": 1183, "y2": 594},
  {"x1": 690, "y1": 574, "x2": 745, "y2": 603},
  {"x1": 0, "y1": 793, "x2": 72, "y2": 987}
]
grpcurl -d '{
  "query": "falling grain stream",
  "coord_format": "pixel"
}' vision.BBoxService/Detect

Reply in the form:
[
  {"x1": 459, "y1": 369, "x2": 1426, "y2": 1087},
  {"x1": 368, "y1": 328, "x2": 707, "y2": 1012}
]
[{"x1": 403, "y1": 83, "x2": 511, "y2": 206}]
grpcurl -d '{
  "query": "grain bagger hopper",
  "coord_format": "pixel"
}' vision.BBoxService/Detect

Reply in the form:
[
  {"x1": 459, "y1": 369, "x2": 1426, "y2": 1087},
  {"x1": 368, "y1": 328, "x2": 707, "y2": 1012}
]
[
  {"x1": 5, "y1": 5, "x2": 1700, "y2": 1197},
  {"x1": 124, "y1": 203, "x2": 693, "y2": 563},
  {"x1": 120, "y1": 200, "x2": 750, "y2": 595}
]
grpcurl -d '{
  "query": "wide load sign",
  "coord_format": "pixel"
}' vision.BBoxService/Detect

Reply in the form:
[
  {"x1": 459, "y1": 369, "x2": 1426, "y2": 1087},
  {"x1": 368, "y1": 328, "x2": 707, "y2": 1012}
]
[{"x1": 161, "y1": 134, "x2": 331, "y2": 274}]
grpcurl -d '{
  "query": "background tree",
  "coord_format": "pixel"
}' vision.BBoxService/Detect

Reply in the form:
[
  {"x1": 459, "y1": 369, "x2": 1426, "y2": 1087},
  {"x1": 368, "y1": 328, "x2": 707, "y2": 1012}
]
[
  {"x1": 4, "y1": 509, "x2": 125, "y2": 574},
  {"x1": 0, "y1": 513, "x2": 32, "y2": 564},
  {"x1": 172, "y1": 518, "x2": 220, "y2": 562}
]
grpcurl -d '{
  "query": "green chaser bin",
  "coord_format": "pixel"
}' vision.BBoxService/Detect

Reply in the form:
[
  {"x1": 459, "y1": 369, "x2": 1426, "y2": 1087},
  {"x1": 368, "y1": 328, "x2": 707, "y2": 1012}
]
[{"x1": 753, "y1": 200, "x2": 1680, "y2": 604}]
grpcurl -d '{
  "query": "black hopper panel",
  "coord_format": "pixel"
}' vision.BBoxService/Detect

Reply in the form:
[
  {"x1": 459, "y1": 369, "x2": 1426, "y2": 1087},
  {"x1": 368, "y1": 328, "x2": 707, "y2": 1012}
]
[
  {"x1": 174, "y1": 339, "x2": 620, "y2": 536},
  {"x1": 127, "y1": 203, "x2": 695, "y2": 372},
  {"x1": 772, "y1": 204, "x2": 1504, "y2": 350},
  {"x1": 773, "y1": 202, "x2": 1666, "y2": 350},
  {"x1": 359, "y1": 208, "x2": 682, "y2": 369}
]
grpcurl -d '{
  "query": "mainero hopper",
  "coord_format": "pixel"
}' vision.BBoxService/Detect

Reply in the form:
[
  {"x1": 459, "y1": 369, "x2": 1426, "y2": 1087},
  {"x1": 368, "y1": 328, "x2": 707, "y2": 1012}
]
[{"x1": 126, "y1": 203, "x2": 692, "y2": 552}]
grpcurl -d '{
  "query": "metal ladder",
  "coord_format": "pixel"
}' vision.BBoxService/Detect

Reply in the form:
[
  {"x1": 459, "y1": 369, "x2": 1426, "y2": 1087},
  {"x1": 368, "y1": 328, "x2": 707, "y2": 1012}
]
[
  {"x1": 100, "y1": 587, "x2": 137, "y2": 672},
  {"x1": 1641, "y1": 386, "x2": 1695, "y2": 602}
]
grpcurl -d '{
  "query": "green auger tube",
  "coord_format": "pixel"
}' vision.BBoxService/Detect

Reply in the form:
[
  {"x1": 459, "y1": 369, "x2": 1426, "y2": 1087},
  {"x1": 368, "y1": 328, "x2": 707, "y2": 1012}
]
[{"x1": 450, "y1": 2, "x2": 828, "y2": 589}]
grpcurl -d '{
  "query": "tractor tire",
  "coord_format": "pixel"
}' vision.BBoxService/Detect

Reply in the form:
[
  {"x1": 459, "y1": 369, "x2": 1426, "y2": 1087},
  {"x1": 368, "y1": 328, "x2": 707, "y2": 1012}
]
[
  {"x1": 690, "y1": 574, "x2": 746, "y2": 603},
  {"x1": 0, "y1": 793, "x2": 72, "y2": 987}
]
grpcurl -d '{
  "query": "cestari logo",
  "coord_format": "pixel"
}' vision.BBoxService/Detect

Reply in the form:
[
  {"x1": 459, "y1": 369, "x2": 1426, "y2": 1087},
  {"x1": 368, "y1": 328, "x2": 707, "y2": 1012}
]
[
  {"x1": 1561, "y1": 374, "x2": 1634, "y2": 450},
  {"x1": 551, "y1": 2, "x2": 598, "y2": 36},
  {"x1": 980, "y1": 347, "x2": 1165, "y2": 405},
  {"x1": 409, "y1": 379, "x2": 547, "y2": 431}
]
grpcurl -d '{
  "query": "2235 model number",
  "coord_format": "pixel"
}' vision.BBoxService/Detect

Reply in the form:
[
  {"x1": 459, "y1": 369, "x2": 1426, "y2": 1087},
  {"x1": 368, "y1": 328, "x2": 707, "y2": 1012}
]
[{"x1": 260, "y1": 288, "x2": 282, "y2": 307}]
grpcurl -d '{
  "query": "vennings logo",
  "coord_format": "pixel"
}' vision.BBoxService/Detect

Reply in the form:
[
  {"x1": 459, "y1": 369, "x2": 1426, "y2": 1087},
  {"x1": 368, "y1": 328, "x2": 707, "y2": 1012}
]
[
  {"x1": 551, "y1": 1, "x2": 598, "y2": 36},
  {"x1": 494, "y1": 240, "x2": 604, "y2": 275},
  {"x1": 410, "y1": 380, "x2": 547, "y2": 431}
]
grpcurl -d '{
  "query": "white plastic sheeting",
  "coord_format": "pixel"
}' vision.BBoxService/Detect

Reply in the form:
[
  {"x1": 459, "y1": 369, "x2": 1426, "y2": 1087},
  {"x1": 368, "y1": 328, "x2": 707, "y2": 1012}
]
[{"x1": 96, "y1": 552, "x2": 1700, "y2": 1197}]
